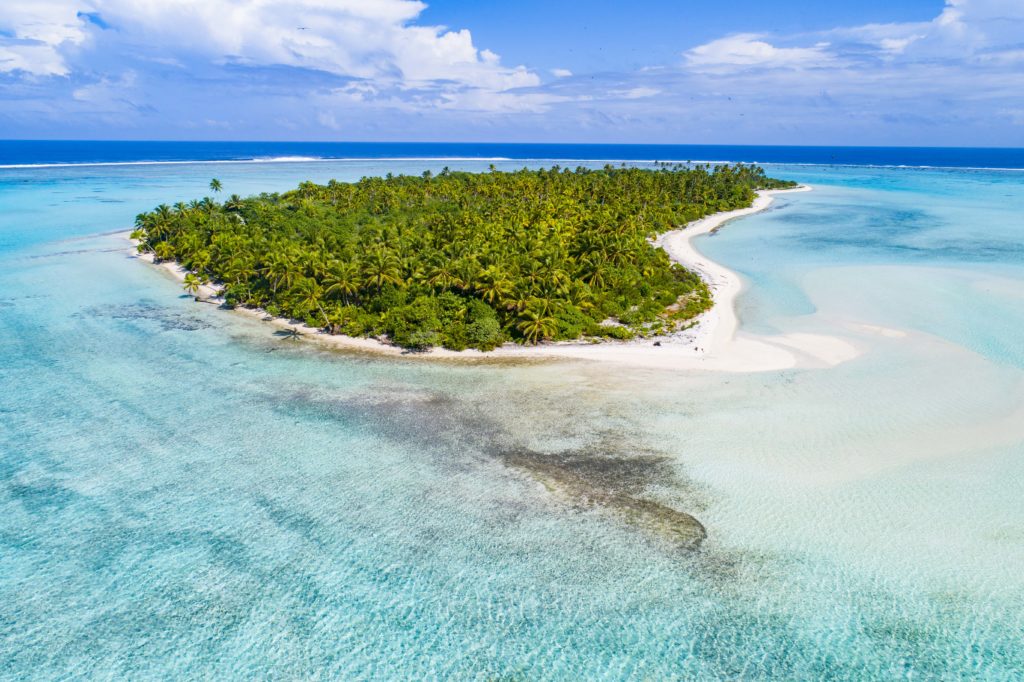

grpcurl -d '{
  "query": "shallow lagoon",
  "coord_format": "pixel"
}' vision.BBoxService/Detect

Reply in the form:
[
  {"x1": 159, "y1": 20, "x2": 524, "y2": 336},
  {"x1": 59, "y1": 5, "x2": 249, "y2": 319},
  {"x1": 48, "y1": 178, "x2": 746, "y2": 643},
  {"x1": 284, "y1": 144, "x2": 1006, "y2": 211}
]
[{"x1": 1, "y1": 159, "x2": 1022, "y2": 678}]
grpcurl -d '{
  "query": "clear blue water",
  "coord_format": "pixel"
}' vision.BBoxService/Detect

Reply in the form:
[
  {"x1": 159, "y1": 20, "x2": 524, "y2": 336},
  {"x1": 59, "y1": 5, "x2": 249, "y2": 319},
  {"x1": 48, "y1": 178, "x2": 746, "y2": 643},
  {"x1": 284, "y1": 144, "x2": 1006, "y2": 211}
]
[
  {"x1": 1, "y1": 147, "x2": 1023, "y2": 679},
  {"x1": 3, "y1": 140, "x2": 1024, "y2": 169}
]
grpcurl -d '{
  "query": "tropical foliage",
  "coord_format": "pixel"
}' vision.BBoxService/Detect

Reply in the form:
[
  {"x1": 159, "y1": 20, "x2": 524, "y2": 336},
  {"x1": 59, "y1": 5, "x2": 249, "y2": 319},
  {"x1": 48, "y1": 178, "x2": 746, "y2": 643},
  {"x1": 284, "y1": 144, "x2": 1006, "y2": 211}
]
[{"x1": 133, "y1": 164, "x2": 795, "y2": 350}]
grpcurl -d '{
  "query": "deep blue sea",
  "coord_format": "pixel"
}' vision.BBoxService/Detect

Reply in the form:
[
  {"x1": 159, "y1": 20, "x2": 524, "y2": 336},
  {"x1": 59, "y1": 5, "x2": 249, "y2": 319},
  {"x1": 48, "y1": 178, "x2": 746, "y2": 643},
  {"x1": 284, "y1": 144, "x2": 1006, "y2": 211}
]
[
  {"x1": 1, "y1": 142, "x2": 1022, "y2": 679},
  {"x1": 3, "y1": 140, "x2": 1024, "y2": 169}
]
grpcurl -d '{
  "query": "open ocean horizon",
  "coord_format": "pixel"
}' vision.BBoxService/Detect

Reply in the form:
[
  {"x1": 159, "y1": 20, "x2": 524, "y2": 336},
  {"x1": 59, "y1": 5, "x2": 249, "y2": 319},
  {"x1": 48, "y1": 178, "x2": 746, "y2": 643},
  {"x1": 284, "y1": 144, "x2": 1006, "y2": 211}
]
[
  {"x1": 1, "y1": 144, "x2": 1022, "y2": 678},
  {"x1": 3, "y1": 140, "x2": 1024, "y2": 170}
]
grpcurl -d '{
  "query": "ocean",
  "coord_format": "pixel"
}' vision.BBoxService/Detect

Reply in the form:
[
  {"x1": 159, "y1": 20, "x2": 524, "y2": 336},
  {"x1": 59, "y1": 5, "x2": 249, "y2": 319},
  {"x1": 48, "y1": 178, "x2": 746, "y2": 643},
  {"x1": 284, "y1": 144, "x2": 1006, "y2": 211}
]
[
  {"x1": 1, "y1": 143, "x2": 1022, "y2": 679},
  {"x1": 3, "y1": 140, "x2": 1024, "y2": 170}
]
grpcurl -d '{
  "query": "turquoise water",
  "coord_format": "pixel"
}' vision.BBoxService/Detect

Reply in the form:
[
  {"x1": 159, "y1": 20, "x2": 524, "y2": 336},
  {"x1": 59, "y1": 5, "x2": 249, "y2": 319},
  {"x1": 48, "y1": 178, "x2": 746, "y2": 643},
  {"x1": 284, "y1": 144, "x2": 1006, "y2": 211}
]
[{"x1": 2, "y1": 159, "x2": 1023, "y2": 679}]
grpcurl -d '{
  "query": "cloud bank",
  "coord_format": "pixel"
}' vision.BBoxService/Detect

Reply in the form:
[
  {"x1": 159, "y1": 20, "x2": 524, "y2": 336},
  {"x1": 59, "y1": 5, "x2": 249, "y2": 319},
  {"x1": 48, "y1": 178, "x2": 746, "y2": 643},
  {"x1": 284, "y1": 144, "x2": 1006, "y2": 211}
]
[
  {"x1": 0, "y1": 0, "x2": 1022, "y2": 145},
  {"x1": 665, "y1": 0, "x2": 1024, "y2": 144}
]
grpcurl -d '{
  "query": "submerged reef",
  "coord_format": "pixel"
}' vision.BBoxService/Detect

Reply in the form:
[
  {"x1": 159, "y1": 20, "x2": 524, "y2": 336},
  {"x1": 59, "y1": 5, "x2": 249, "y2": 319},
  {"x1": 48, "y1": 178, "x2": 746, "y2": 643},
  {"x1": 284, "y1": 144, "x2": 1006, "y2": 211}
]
[
  {"x1": 499, "y1": 449, "x2": 707, "y2": 551},
  {"x1": 271, "y1": 381, "x2": 707, "y2": 551}
]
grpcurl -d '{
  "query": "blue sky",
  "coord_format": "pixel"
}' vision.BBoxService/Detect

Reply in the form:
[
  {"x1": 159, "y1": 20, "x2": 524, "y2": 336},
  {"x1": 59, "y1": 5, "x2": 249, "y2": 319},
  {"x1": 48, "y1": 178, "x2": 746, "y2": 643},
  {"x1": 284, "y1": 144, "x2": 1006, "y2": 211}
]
[{"x1": 1, "y1": 0, "x2": 1022, "y2": 145}]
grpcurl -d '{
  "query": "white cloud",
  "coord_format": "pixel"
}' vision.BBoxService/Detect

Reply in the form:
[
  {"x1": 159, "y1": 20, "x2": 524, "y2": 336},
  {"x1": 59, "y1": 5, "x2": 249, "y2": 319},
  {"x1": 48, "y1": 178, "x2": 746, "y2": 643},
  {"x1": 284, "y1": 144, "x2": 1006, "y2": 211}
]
[
  {"x1": 0, "y1": 42, "x2": 70, "y2": 76},
  {"x1": 608, "y1": 87, "x2": 660, "y2": 100},
  {"x1": 551, "y1": 68, "x2": 573, "y2": 78},
  {"x1": 0, "y1": 0, "x2": 92, "y2": 75},
  {"x1": 0, "y1": 0, "x2": 539, "y2": 105},
  {"x1": 666, "y1": 0, "x2": 1024, "y2": 144},
  {"x1": 878, "y1": 37, "x2": 920, "y2": 54},
  {"x1": 685, "y1": 0, "x2": 1024, "y2": 73},
  {"x1": 71, "y1": 69, "x2": 134, "y2": 102},
  {"x1": 685, "y1": 34, "x2": 834, "y2": 71},
  {"x1": 438, "y1": 89, "x2": 568, "y2": 113},
  {"x1": 320, "y1": 79, "x2": 570, "y2": 115}
]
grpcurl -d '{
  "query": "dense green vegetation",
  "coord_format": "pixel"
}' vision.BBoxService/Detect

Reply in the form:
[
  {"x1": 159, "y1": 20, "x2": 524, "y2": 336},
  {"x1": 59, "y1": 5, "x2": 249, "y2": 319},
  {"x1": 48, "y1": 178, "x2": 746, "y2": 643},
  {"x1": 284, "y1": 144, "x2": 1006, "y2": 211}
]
[{"x1": 133, "y1": 164, "x2": 795, "y2": 350}]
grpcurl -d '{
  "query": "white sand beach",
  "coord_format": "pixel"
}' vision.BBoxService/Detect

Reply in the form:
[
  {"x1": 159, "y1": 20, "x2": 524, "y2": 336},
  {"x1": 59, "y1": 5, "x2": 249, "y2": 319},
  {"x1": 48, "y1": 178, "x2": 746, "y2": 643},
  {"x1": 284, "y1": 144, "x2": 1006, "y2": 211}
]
[{"x1": 130, "y1": 185, "x2": 861, "y2": 372}]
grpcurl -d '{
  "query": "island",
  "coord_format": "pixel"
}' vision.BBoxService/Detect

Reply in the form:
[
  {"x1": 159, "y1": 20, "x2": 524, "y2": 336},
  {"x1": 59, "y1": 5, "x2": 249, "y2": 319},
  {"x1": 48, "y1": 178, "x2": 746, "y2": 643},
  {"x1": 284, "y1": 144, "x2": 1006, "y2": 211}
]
[{"x1": 132, "y1": 164, "x2": 796, "y2": 352}]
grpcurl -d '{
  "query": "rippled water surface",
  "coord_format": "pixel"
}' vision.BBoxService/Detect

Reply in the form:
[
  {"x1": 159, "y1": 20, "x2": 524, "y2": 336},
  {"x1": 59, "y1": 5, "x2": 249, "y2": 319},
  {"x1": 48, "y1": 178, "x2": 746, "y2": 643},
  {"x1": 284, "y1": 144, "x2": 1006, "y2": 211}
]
[{"x1": 1, "y1": 158, "x2": 1022, "y2": 679}]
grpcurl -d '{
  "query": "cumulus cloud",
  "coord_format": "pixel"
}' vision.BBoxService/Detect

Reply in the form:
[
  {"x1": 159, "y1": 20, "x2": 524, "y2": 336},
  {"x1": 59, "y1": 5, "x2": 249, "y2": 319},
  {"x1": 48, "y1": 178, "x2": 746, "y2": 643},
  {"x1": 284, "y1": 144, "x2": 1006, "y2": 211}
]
[
  {"x1": 665, "y1": 0, "x2": 1024, "y2": 144},
  {"x1": 0, "y1": 1, "x2": 92, "y2": 75},
  {"x1": 685, "y1": 34, "x2": 834, "y2": 71},
  {"x1": 0, "y1": 0, "x2": 538, "y2": 104},
  {"x1": 685, "y1": 0, "x2": 1024, "y2": 73}
]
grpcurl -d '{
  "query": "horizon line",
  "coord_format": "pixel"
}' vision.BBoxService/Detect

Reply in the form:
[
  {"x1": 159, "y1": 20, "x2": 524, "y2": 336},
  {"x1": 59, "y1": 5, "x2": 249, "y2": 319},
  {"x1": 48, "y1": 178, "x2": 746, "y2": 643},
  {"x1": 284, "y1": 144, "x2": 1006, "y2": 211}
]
[{"x1": 2, "y1": 139, "x2": 1024, "y2": 151}]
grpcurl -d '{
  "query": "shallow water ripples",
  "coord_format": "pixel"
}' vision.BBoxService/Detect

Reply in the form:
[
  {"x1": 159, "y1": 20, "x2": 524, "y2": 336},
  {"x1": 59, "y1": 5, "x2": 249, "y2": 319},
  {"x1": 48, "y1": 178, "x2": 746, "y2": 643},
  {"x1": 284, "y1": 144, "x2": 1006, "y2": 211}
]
[{"x1": 3, "y1": 165, "x2": 1024, "y2": 678}]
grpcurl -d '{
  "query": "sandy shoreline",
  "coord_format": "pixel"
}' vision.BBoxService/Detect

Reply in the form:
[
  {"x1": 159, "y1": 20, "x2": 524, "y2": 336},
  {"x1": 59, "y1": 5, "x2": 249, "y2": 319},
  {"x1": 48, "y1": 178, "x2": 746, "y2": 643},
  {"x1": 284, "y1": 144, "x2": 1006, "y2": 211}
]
[{"x1": 128, "y1": 184, "x2": 860, "y2": 371}]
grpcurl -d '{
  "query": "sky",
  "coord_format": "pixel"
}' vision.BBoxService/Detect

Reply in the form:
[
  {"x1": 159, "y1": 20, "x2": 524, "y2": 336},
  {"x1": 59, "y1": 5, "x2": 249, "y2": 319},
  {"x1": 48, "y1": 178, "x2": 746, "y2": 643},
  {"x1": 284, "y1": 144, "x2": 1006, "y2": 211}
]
[{"x1": 1, "y1": 0, "x2": 1022, "y2": 146}]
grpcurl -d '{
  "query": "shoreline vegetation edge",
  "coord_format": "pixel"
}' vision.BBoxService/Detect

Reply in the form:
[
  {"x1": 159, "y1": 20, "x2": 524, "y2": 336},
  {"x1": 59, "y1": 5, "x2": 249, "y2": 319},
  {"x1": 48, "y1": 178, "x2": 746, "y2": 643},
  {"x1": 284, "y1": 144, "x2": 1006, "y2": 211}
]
[{"x1": 128, "y1": 184, "x2": 860, "y2": 372}]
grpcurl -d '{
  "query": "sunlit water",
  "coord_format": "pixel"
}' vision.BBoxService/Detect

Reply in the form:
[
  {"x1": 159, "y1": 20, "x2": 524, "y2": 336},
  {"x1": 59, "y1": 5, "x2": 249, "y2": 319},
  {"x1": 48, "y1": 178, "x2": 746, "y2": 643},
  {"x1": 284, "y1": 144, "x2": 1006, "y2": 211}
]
[{"x1": 1, "y1": 158, "x2": 1022, "y2": 679}]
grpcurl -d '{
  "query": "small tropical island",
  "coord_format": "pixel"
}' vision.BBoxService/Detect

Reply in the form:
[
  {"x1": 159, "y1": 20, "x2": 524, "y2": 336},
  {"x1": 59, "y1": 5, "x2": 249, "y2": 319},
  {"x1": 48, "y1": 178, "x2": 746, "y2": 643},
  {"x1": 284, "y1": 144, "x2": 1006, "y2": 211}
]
[{"x1": 132, "y1": 164, "x2": 796, "y2": 351}]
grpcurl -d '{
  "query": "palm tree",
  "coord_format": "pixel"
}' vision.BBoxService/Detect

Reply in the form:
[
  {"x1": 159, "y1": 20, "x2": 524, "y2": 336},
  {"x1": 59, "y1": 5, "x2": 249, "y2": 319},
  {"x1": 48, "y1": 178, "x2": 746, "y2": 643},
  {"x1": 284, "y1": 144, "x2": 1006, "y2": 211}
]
[
  {"x1": 362, "y1": 248, "x2": 403, "y2": 292},
  {"x1": 293, "y1": 278, "x2": 330, "y2": 326},
  {"x1": 153, "y1": 242, "x2": 174, "y2": 263},
  {"x1": 262, "y1": 252, "x2": 299, "y2": 294},
  {"x1": 504, "y1": 288, "x2": 532, "y2": 313},
  {"x1": 516, "y1": 308, "x2": 558, "y2": 345},
  {"x1": 224, "y1": 256, "x2": 256, "y2": 284},
  {"x1": 426, "y1": 260, "x2": 457, "y2": 291},
  {"x1": 324, "y1": 261, "x2": 360, "y2": 305},
  {"x1": 476, "y1": 266, "x2": 513, "y2": 304},
  {"x1": 209, "y1": 178, "x2": 223, "y2": 193},
  {"x1": 183, "y1": 273, "x2": 202, "y2": 296},
  {"x1": 583, "y1": 261, "x2": 607, "y2": 289},
  {"x1": 190, "y1": 250, "x2": 212, "y2": 273}
]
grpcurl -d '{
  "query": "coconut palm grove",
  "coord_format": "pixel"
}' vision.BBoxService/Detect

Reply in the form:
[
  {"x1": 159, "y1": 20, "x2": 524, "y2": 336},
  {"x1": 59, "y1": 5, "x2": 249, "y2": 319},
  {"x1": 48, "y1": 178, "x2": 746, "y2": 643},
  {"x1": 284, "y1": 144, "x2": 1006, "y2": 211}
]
[{"x1": 132, "y1": 164, "x2": 795, "y2": 350}]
